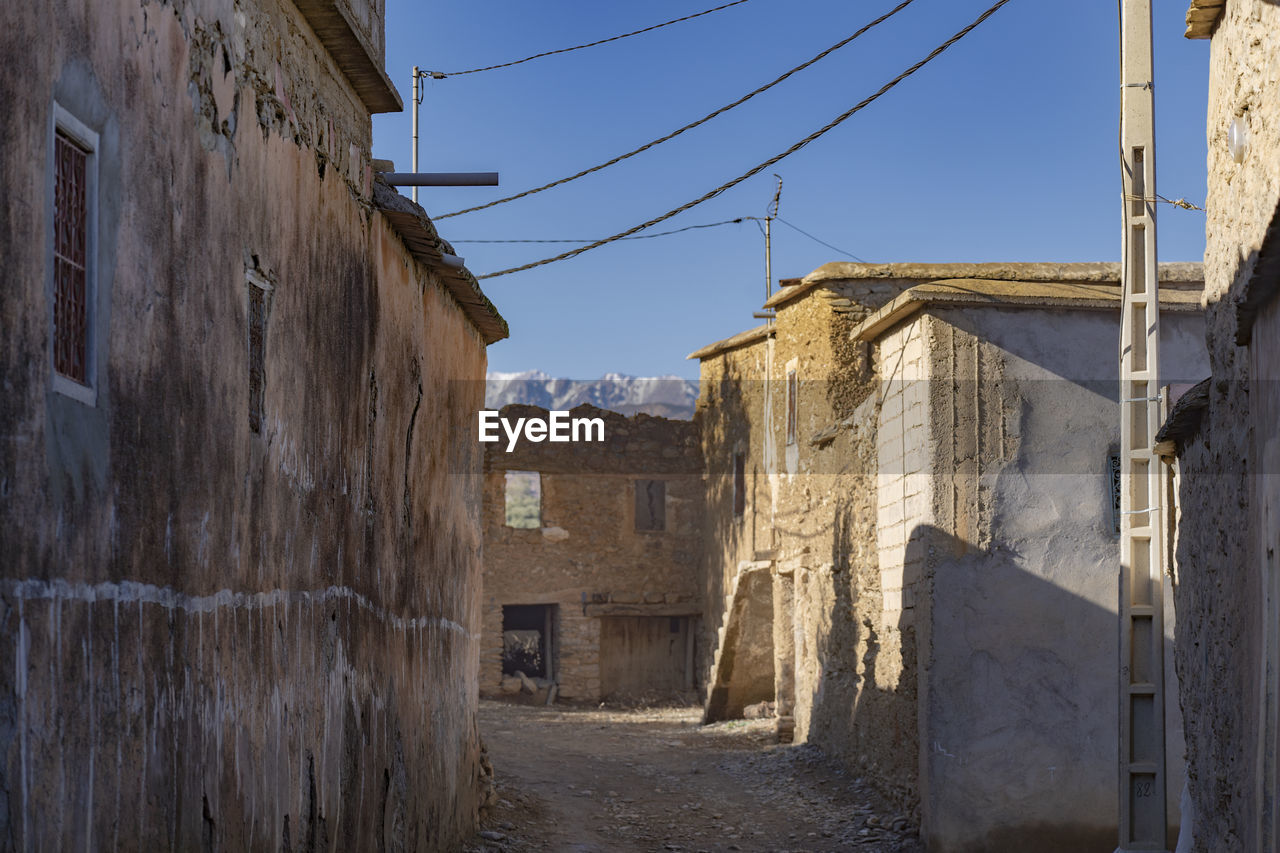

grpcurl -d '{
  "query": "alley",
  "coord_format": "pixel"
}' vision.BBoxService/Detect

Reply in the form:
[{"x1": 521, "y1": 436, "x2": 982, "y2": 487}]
[{"x1": 466, "y1": 700, "x2": 922, "y2": 853}]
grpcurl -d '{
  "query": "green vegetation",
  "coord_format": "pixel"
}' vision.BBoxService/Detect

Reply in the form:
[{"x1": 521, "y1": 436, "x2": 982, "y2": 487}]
[{"x1": 504, "y1": 471, "x2": 541, "y2": 529}]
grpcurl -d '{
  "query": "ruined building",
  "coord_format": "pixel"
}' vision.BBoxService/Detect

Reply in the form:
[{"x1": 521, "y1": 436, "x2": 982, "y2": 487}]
[
  {"x1": 1155, "y1": 2, "x2": 1280, "y2": 849},
  {"x1": 480, "y1": 405, "x2": 703, "y2": 703},
  {"x1": 0, "y1": 0, "x2": 506, "y2": 848},
  {"x1": 692, "y1": 262, "x2": 1209, "y2": 852}
]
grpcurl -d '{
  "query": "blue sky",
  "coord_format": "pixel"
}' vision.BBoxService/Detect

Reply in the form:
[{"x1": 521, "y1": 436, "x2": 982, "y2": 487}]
[{"x1": 371, "y1": 1, "x2": 1209, "y2": 380}]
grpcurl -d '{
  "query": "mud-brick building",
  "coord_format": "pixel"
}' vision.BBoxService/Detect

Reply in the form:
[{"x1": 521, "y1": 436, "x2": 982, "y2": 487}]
[
  {"x1": 692, "y1": 262, "x2": 1209, "y2": 852},
  {"x1": 0, "y1": 0, "x2": 506, "y2": 849},
  {"x1": 480, "y1": 404, "x2": 703, "y2": 702},
  {"x1": 1153, "y1": 3, "x2": 1280, "y2": 850}
]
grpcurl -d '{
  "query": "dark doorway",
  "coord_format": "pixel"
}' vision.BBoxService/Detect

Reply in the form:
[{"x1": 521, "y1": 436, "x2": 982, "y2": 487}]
[{"x1": 502, "y1": 604, "x2": 556, "y2": 680}]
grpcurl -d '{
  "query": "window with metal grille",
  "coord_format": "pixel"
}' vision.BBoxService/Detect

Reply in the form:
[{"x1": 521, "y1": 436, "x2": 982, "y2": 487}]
[
  {"x1": 54, "y1": 131, "x2": 89, "y2": 384},
  {"x1": 635, "y1": 479, "x2": 665, "y2": 531},
  {"x1": 1109, "y1": 452, "x2": 1123, "y2": 536}
]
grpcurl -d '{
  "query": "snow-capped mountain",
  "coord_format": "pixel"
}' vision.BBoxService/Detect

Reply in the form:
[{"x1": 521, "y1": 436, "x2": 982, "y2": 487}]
[{"x1": 485, "y1": 371, "x2": 699, "y2": 420}]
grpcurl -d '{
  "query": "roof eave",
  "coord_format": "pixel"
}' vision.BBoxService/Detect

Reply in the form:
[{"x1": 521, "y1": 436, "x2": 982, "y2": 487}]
[{"x1": 372, "y1": 180, "x2": 509, "y2": 345}]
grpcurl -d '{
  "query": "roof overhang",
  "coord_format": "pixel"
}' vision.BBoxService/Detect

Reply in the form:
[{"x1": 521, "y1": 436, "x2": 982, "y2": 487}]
[
  {"x1": 373, "y1": 180, "x2": 508, "y2": 344},
  {"x1": 763, "y1": 261, "x2": 1204, "y2": 311},
  {"x1": 850, "y1": 278, "x2": 1204, "y2": 342},
  {"x1": 1185, "y1": 0, "x2": 1225, "y2": 39},
  {"x1": 687, "y1": 323, "x2": 774, "y2": 361},
  {"x1": 293, "y1": 0, "x2": 403, "y2": 113}
]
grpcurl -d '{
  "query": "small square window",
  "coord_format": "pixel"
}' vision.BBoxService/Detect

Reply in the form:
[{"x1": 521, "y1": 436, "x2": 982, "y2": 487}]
[
  {"x1": 635, "y1": 479, "x2": 665, "y2": 531},
  {"x1": 505, "y1": 471, "x2": 541, "y2": 528}
]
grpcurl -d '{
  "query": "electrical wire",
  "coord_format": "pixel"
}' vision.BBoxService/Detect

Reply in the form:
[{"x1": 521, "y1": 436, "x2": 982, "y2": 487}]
[
  {"x1": 423, "y1": 0, "x2": 752, "y2": 78},
  {"x1": 476, "y1": 0, "x2": 1014, "y2": 280},
  {"x1": 1124, "y1": 193, "x2": 1204, "y2": 211},
  {"x1": 436, "y1": 0, "x2": 919, "y2": 220},
  {"x1": 450, "y1": 217, "x2": 762, "y2": 243},
  {"x1": 774, "y1": 217, "x2": 867, "y2": 262}
]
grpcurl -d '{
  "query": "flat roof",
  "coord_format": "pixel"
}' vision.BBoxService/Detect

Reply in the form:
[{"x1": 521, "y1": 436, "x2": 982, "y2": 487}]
[
  {"x1": 764, "y1": 261, "x2": 1204, "y2": 310},
  {"x1": 373, "y1": 180, "x2": 508, "y2": 344},
  {"x1": 850, "y1": 278, "x2": 1204, "y2": 342},
  {"x1": 686, "y1": 323, "x2": 773, "y2": 361}
]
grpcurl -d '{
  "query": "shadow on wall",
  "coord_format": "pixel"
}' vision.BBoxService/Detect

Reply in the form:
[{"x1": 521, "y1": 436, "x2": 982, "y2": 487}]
[
  {"x1": 695, "y1": 355, "x2": 757, "y2": 682},
  {"x1": 816, "y1": 523, "x2": 1181, "y2": 853}
]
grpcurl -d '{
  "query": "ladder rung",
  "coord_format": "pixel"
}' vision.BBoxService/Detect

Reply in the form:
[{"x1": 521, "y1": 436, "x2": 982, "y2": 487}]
[
  {"x1": 1129, "y1": 605, "x2": 1155, "y2": 617},
  {"x1": 1125, "y1": 761, "x2": 1161, "y2": 772},
  {"x1": 1126, "y1": 684, "x2": 1157, "y2": 694}
]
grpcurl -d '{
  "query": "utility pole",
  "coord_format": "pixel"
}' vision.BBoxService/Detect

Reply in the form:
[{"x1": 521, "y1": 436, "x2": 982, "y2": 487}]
[
  {"x1": 1118, "y1": 1, "x2": 1168, "y2": 850},
  {"x1": 411, "y1": 66, "x2": 421, "y2": 204},
  {"x1": 403, "y1": 67, "x2": 498, "y2": 203},
  {"x1": 765, "y1": 174, "x2": 782, "y2": 302}
]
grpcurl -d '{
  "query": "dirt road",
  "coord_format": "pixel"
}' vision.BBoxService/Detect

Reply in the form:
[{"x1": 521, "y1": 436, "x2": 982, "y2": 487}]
[{"x1": 465, "y1": 700, "x2": 922, "y2": 853}]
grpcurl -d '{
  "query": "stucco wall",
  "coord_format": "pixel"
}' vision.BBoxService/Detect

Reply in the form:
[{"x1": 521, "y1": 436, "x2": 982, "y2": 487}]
[
  {"x1": 480, "y1": 406, "x2": 703, "y2": 702},
  {"x1": 1174, "y1": 3, "x2": 1280, "y2": 851},
  {"x1": 0, "y1": 0, "x2": 492, "y2": 848},
  {"x1": 916, "y1": 305, "x2": 1207, "y2": 852}
]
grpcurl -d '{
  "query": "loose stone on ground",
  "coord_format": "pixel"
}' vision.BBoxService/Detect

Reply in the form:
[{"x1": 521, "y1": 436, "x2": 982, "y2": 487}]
[{"x1": 464, "y1": 699, "x2": 922, "y2": 852}]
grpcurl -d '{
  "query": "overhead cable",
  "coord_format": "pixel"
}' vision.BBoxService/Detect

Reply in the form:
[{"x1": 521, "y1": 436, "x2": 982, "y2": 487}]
[
  {"x1": 775, "y1": 217, "x2": 867, "y2": 262},
  {"x1": 438, "y1": 0, "x2": 918, "y2": 220},
  {"x1": 425, "y1": 0, "x2": 752, "y2": 78},
  {"x1": 477, "y1": 0, "x2": 1014, "y2": 280},
  {"x1": 450, "y1": 218, "x2": 761, "y2": 244}
]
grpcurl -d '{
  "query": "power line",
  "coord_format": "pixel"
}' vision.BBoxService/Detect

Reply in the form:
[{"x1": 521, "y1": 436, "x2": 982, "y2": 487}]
[
  {"x1": 436, "y1": 0, "x2": 919, "y2": 220},
  {"x1": 450, "y1": 218, "x2": 762, "y2": 244},
  {"x1": 775, "y1": 217, "x2": 867, "y2": 262},
  {"x1": 424, "y1": 0, "x2": 752, "y2": 79},
  {"x1": 477, "y1": 0, "x2": 1013, "y2": 280}
]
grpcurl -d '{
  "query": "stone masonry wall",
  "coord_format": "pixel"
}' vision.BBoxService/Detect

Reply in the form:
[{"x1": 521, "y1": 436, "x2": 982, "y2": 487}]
[
  {"x1": 694, "y1": 340, "x2": 774, "y2": 694},
  {"x1": 481, "y1": 406, "x2": 703, "y2": 702},
  {"x1": 0, "y1": 0, "x2": 492, "y2": 848},
  {"x1": 1174, "y1": 3, "x2": 1280, "y2": 850}
]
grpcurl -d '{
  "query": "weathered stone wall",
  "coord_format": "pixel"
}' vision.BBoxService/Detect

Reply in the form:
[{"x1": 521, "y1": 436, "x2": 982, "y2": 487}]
[
  {"x1": 1174, "y1": 3, "x2": 1280, "y2": 850},
  {"x1": 0, "y1": 0, "x2": 494, "y2": 848},
  {"x1": 481, "y1": 405, "x2": 703, "y2": 702},
  {"x1": 768, "y1": 288, "x2": 911, "y2": 788},
  {"x1": 914, "y1": 306, "x2": 1206, "y2": 852},
  {"x1": 694, "y1": 335, "x2": 775, "y2": 704},
  {"x1": 696, "y1": 282, "x2": 917, "y2": 805}
]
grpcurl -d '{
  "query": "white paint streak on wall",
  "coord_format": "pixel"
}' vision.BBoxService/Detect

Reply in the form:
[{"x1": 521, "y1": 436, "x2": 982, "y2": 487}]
[{"x1": 0, "y1": 578, "x2": 470, "y2": 636}]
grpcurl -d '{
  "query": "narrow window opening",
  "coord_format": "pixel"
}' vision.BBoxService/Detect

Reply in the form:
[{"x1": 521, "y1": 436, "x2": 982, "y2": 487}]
[
  {"x1": 50, "y1": 104, "x2": 100, "y2": 406},
  {"x1": 786, "y1": 369, "x2": 798, "y2": 446},
  {"x1": 504, "y1": 470, "x2": 541, "y2": 528},
  {"x1": 635, "y1": 479, "x2": 666, "y2": 531},
  {"x1": 54, "y1": 131, "x2": 89, "y2": 384},
  {"x1": 1109, "y1": 452, "x2": 1123, "y2": 536},
  {"x1": 247, "y1": 271, "x2": 272, "y2": 433},
  {"x1": 733, "y1": 452, "x2": 746, "y2": 517}
]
